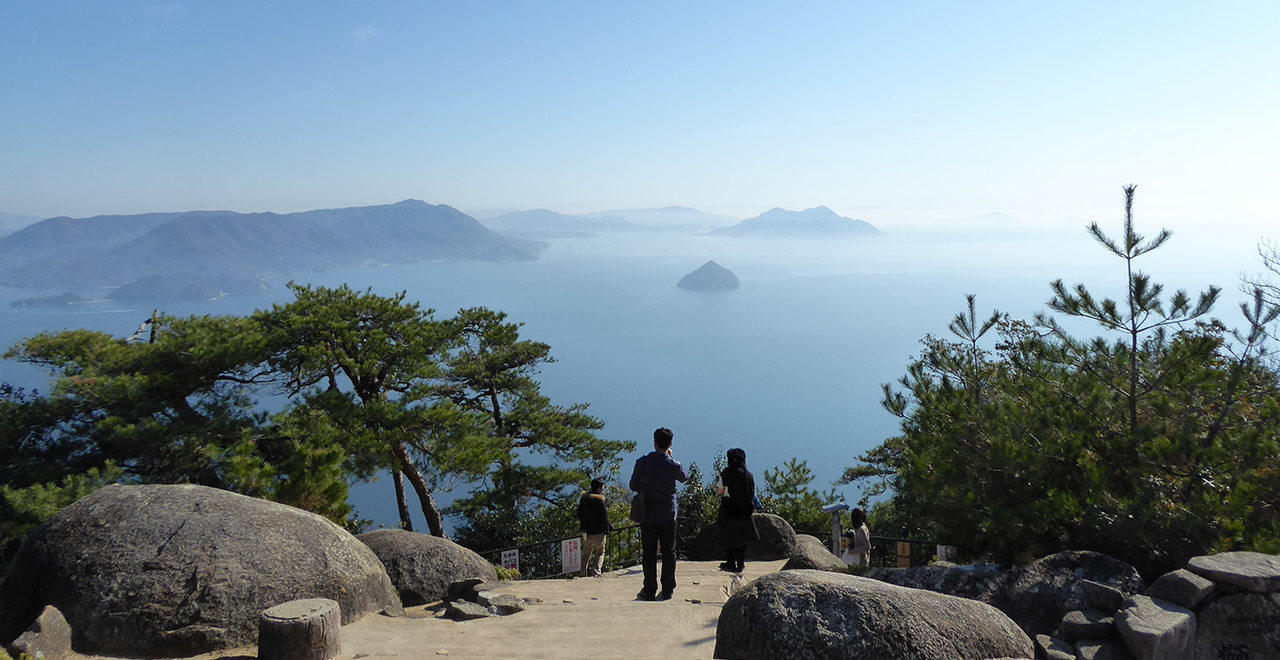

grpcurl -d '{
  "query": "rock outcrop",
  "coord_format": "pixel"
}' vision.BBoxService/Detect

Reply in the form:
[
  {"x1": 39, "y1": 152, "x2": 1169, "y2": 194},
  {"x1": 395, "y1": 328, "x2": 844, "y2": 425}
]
[
  {"x1": 781, "y1": 534, "x2": 847, "y2": 572},
  {"x1": 0, "y1": 484, "x2": 400, "y2": 657},
  {"x1": 690, "y1": 513, "x2": 796, "y2": 562},
  {"x1": 676, "y1": 260, "x2": 739, "y2": 291},
  {"x1": 865, "y1": 550, "x2": 1145, "y2": 637},
  {"x1": 715, "y1": 570, "x2": 1034, "y2": 660},
  {"x1": 356, "y1": 529, "x2": 498, "y2": 606}
]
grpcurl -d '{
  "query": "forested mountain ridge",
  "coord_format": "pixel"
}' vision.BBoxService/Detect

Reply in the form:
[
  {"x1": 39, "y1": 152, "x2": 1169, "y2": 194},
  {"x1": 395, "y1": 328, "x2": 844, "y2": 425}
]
[{"x1": 0, "y1": 200, "x2": 542, "y2": 289}]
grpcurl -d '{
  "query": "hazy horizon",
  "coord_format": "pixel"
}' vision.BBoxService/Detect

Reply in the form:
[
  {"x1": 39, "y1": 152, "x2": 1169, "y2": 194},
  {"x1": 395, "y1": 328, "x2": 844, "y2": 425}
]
[{"x1": 3, "y1": 3, "x2": 1278, "y2": 233}]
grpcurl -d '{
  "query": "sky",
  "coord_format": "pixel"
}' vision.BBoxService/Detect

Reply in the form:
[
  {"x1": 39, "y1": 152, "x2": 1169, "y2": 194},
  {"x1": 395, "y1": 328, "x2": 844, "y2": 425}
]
[{"x1": 2, "y1": 2, "x2": 1278, "y2": 231}]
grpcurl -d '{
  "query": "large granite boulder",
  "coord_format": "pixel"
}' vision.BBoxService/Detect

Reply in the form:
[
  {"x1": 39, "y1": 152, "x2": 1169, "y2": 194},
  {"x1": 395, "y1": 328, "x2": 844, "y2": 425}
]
[
  {"x1": 690, "y1": 513, "x2": 796, "y2": 562},
  {"x1": 782, "y1": 534, "x2": 847, "y2": 572},
  {"x1": 0, "y1": 484, "x2": 400, "y2": 657},
  {"x1": 356, "y1": 529, "x2": 497, "y2": 606},
  {"x1": 1186, "y1": 551, "x2": 1280, "y2": 593},
  {"x1": 1192, "y1": 592, "x2": 1280, "y2": 659},
  {"x1": 1145, "y1": 568, "x2": 1216, "y2": 610},
  {"x1": 866, "y1": 550, "x2": 1144, "y2": 638},
  {"x1": 1114, "y1": 594, "x2": 1195, "y2": 660},
  {"x1": 715, "y1": 570, "x2": 1033, "y2": 660}
]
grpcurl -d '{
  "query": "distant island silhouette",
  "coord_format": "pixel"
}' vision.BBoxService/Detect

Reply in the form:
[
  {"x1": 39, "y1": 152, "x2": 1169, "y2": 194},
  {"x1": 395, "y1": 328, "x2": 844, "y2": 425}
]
[
  {"x1": 709, "y1": 206, "x2": 883, "y2": 238},
  {"x1": 0, "y1": 200, "x2": 544, "y2": 299},
  {"x1": 678, "y1": 261, "x2": 740, "y2": 291}
]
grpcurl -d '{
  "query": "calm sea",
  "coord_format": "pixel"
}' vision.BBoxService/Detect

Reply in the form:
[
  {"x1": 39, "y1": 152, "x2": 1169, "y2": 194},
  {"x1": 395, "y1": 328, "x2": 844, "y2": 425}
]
[{"x1": 0, "y1": 222, "x2": 1262, "y2": 531}]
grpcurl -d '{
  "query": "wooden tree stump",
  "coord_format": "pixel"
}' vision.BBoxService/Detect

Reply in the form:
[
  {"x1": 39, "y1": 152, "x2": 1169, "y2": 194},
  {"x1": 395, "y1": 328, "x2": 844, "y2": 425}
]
[{"x1": 258, "y1": 598, "x2": 342, "y2": 660}]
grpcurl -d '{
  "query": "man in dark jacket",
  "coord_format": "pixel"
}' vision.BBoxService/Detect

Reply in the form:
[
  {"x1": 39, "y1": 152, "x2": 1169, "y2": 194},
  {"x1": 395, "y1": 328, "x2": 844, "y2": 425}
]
[
  {"x1": 576, "y1": 477, "x2": 610, "y2": 577},
  {"x1": 628, "y1": 427, "x2": 691, "y2": 601}
]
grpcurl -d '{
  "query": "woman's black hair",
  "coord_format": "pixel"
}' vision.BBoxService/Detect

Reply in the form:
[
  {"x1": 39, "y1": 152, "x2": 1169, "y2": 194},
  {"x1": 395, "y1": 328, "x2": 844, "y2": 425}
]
[{"x1": 727, "y1": 447, "x2": 747, "y2": 469}]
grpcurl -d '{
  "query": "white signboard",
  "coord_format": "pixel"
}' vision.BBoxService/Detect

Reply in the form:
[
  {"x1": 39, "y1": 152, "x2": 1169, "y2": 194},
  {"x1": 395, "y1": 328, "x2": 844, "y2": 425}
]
[
  {"x1": 561, "y1": 537, "x2": 581, "y2": 574},
  {"x1": 936, "y1": 545, "x2": 958, "y2": 562},
  {"x1": 501, "y1": 549, "x2": 519, "y2": 573}
]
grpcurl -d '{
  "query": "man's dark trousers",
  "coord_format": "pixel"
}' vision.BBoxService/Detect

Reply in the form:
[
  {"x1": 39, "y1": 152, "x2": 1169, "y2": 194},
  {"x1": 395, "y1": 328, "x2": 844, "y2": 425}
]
[{"x1": 641, "y1": 520, "x2": 676, "y2": 596}]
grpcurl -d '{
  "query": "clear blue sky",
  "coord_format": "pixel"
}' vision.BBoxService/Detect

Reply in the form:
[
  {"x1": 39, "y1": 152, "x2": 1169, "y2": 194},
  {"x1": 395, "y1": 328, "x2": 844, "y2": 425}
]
[{"x1": 2, "y1": 2, "x2": 1277, "y2": 229}]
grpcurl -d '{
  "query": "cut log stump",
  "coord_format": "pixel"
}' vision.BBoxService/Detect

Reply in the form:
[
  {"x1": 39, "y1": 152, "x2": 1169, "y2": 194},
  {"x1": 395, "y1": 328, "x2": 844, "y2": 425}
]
[{"x1": 258, "y1": 598, "x2": 341, "y2": 660}]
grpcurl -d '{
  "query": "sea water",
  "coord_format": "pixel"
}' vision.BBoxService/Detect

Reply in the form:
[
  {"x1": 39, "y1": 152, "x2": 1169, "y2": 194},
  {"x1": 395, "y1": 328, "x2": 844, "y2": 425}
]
[{"x1": 0, "y1": 222, "x2": 1264, "y2": 532}]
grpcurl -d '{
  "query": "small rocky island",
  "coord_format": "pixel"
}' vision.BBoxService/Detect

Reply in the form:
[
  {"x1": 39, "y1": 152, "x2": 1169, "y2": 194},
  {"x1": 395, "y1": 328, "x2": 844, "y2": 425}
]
[{"x1": 677, "y1": 261, "x2": 739, "y2": 291}]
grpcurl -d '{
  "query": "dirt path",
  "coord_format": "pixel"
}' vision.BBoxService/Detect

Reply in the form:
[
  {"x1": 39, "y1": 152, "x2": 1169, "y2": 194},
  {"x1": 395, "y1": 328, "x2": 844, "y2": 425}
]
[
  {"x1": 66, "y1": 560, "x2": 784, "y2": 660},
  {"x1": 338, "y1": 559, "x2": 785, "y2": 660}
]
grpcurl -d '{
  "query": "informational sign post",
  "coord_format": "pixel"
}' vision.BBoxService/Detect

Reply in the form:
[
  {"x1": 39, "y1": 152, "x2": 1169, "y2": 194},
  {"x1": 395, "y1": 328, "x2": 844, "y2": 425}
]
[
  {"x1": 561, "y1": 537, "x2": 581, "y2": 575},
  {"x1": 502, "y1": 549, "x2": 519, "y2": 574}
]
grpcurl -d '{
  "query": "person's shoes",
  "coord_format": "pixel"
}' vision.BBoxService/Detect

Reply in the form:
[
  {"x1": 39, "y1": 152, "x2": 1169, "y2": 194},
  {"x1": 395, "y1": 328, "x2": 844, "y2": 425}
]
[
  {"x1": 718, "y1": 562, "x2": 736, "y2": 572},
  {"x1": 637, "y1": 590, "x2": 656, "y2": 601},
  {"x1": 734, "y1": 564, "x2": 745, "y2": 573},
  {"x1": 658, "y1": 591, "x2": 673, "y2": 601}
]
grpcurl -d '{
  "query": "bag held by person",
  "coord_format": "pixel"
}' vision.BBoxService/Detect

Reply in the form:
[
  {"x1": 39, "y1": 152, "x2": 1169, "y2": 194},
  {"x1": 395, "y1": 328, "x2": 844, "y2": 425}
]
[
  {"x1": 629, "y1": 489, "x2": 646, "y2": 524},
  {"x1": 630, "y1": 458, "x2": 647, "y2": 524}
]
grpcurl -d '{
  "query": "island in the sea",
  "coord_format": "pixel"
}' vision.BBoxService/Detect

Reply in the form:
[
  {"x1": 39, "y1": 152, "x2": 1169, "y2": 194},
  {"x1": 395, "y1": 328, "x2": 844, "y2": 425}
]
[
  {"x1": 677, "y1": 261, "x2": 740, "y2": 291},
  {"x1": 709, "y1": 206, "x2": 882, "y2": 238}
]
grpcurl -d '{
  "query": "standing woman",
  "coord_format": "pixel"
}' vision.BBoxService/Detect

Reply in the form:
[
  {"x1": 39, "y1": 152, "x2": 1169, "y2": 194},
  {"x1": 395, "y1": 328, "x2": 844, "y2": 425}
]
[
  {"x1": 717, "y1": 448, "x2": 759, "y2": 573},
  {"x1": 843, "y1": 507, "x2": 872, "y2": 567}
]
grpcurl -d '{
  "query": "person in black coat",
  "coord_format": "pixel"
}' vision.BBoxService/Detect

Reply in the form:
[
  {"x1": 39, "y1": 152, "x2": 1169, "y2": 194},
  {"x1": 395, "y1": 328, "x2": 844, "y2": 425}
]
[
  {"x1": 717, "y1": 447, "x2": 759, "y2": 573},
  {"x1": 576, "y1": 477, "x2": 611, "y2": 577}
]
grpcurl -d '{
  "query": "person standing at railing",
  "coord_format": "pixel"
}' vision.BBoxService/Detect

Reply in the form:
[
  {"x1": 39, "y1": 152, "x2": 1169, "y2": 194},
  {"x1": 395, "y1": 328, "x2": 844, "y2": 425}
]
[
  {"x1": 629, "y1": 427, "x2": 690, "y2": 601},
  {"x1": 842, "y1": 507, "x2": 872, "y2": 567},
  {"x1": 716, "y1": 447, "x2": 759, "y2": 573},
  {"x1": 577, "y1": 477, "x2": 611, "y2": 577}
]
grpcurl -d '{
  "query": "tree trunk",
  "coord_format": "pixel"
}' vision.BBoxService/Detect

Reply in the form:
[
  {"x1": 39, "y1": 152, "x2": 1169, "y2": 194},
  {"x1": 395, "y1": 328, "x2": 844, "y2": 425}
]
[
  {"x1": 393, "y1": 470, "x2": 413, "y2": 531},
  {"x1": 393, "y1": 441, "x2": 447, "y2": 538}
]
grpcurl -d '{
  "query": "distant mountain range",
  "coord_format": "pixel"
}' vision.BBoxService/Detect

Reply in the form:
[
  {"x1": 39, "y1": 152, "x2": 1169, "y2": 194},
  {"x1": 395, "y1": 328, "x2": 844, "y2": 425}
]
[
  {"x1": 0, "y1": 213, "x2": 42, "y2": 238},
  {"x1": 578, "y1": 206, "x2": 741, "y2": 228},
  {"x1": 479, "y1": 209, "x2": 649, "y2": 239},
  {"x1": 0, "y1": 200, "x2": 543, "y2": 291},
  {"x1": 709, "y1": 207, "x2": 883, "y2": 238}
]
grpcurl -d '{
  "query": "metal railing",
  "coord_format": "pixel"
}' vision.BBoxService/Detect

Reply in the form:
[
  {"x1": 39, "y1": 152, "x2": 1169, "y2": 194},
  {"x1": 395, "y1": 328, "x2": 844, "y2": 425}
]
[
  {"x1": 475, "y1": 518, "x2": 705, "y2": 581},
  {"x1": 478, "y1": 522, "x2": 954, "y2": 580}
]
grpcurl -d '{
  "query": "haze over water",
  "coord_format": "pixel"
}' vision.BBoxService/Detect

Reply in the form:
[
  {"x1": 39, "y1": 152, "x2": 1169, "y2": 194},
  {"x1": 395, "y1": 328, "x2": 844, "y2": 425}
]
[{"x1": 0, "y1": 212, "x2": 1266, "y2": 532}]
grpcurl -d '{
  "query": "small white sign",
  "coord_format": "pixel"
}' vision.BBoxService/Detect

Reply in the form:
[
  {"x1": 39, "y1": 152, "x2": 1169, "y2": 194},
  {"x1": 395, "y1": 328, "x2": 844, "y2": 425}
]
[
  {"x1": 561, "y1": 538, "x2": 581, "y2": 574},
  {"x1": 501, "y1": 549, "x2": 519, "y2": 573},
  {"x1": 936, "y1": 544, "x2": 958, "y2": 562}
]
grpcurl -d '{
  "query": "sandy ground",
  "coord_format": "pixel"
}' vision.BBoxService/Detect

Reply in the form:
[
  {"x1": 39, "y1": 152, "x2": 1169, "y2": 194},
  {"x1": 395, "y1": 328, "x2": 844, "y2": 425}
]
[{"x1": 70, "y1": 560, "x2": 786, "y2": 660}]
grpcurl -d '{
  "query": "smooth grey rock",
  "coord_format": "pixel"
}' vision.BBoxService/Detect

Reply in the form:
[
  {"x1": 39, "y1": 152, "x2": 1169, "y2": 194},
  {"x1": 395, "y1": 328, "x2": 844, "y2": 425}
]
[
  {"x1": 782, "y1": 534, "x2": 847, "y2": 572},
  {"x1": 1074, "y1": 639, "x2": 1129, "y2": 660},
  {"x1": 691, "y1": 513, "x2": 796, "y2": 562},
  {"x1": 1145, "y1": 569, "x2": 1216, "y2": 610},
  {"x1": 357, "y1": 529, "x2": 497, "y2": 606},
  {"x1": 714, "y1": 569, "x2": 1034, "y2": 660},
  {"x1": 1080, "y1": 580, "x2": 1126, "y2": 613},
  {"x1": 5, "y1": 605, "x2": 73, "y2": 660},
  {"x1": 1059, "y1": 609, "x2": 1114, "y2": 642},
  {"x1": 1192, "y1": 592, "x2": 1280, "y2": 660},
  {"x1": 0, "y1": 484, "x2": 399, "y2": 657},
  {"x1": 1186, "y1": 551, "x2": 1280, "y2": 593},
  {"x1": 867, "y1": 550, "x2": 1144, "y2": 638},
  {"x1": 1035, "y1": 633, "x2": 1077, "y2": 660},
  {"x1": 485, "y1": 594, "x2": 527, "y2": 614},
  {"x1": 445, "y1": 578, "x2": 487, "y2": 603},
  {"x1": 444, "y1": 601, "x2": 492, "y2": 621},
  {"x1": 1114, "y1": 595, "x2": 1194, "y2": 660}
]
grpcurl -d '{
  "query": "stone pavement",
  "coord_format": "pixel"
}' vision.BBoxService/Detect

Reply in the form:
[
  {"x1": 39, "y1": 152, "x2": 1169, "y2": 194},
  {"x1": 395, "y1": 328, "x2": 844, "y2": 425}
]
[{"x1": 338, "y1": 559, "x2": 788, "y2": 660}]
